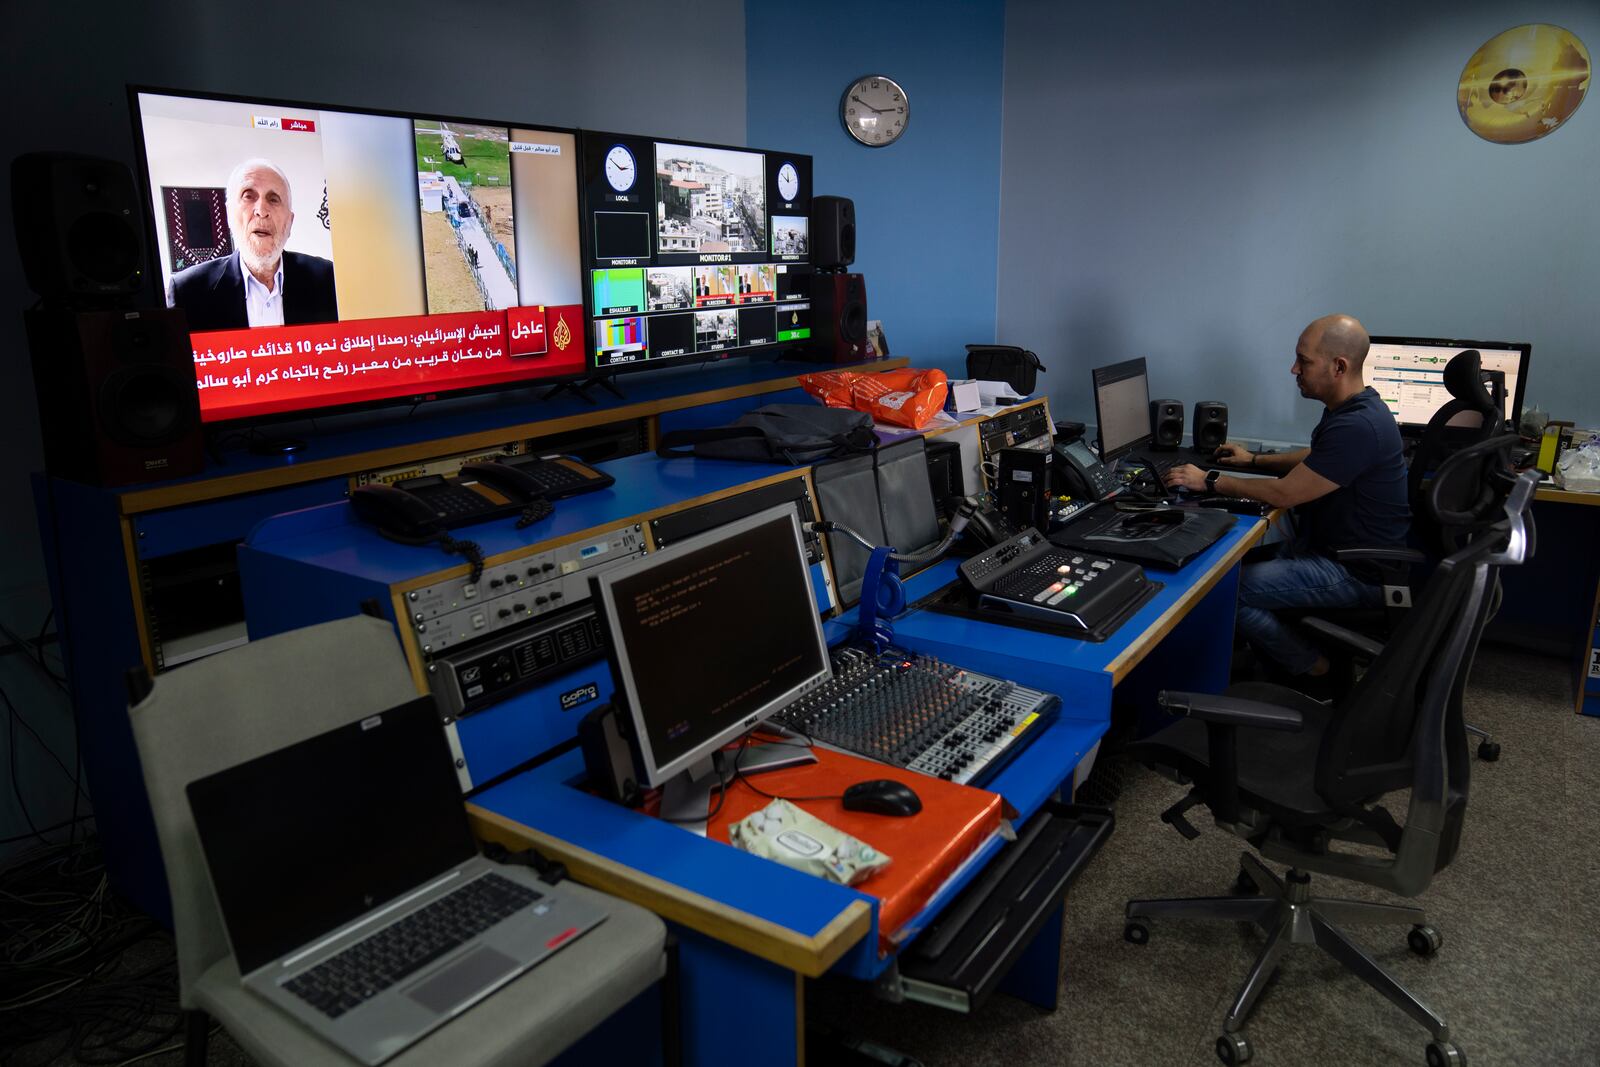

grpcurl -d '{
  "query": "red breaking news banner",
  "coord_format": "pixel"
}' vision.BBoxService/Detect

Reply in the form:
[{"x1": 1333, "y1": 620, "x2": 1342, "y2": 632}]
[{"x1": 190, "y1": 304, "x2": 585, "y2": 421}]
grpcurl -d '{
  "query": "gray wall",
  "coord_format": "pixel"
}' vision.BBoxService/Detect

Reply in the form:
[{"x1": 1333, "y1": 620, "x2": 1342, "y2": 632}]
[
  {"x1": 0, "y1": 0, "x2": 745, "y2": 849},
  {"x1": 998, "y1": 0, "x2": 1600, "y2": 444}
]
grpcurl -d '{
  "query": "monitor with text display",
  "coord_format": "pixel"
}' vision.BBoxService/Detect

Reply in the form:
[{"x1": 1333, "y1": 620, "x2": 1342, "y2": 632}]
[
  {"x1": 1366, "y1": 336, "x2": 1530, "y2": 434},
  {"x1": 1092, "y1": 357, "x2": 1154, "y2": 463}
]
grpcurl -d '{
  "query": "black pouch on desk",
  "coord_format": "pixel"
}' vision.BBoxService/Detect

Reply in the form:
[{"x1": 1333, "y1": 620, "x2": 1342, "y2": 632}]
[
  {"x1": 656, "y1": 403, "x2": 876, "y2": 465},
  {"x1": 965, "y1": 344, "x2": 1046, "y2": 396},
  {"x1": 1051, "y1": 506, "x2": 1235, "y2": 569}
]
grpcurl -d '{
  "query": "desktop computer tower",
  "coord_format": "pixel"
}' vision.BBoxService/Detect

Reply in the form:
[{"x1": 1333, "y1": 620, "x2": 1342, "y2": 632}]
[{"x1": 997, "y1": 446, "x2": 1053, "y2": 532}]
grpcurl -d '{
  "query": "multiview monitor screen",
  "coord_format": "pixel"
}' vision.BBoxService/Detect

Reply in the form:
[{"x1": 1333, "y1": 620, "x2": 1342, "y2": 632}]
[
  {"x1": 578, "y1": 131, "x2": 812, "y2": 374},
  {"x1": 131, "y1": 88, "x2": 586, "y2": 424},
  {"x1": 1366, "y1": 337, "x2": 1530, "y2": 433}
]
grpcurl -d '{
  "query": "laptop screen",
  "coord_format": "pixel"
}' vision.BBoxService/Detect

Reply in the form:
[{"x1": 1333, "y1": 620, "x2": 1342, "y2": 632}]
[{"x1": 187, "y1": 696, "x2": 476, "y2": 974}]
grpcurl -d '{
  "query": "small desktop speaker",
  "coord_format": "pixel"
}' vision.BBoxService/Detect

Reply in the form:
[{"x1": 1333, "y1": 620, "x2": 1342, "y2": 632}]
[
  {"x1": 24, "y1": 308, "x2": 205, "y2": 486},
  {"x1": 806, "y1": 273, "x2": 869, "y2": 362},
  {"x1": 1149, "y1": 399, "x2": 1184, "y2": 448},
  {"x1": 1194, "y1": 401, "x2": 1229, "y2": 451},
  {"x1": 810, "y1": 195, "x2": 855, "y2": 270},
  {"x1": 12, "y1": 153, "x2": 148, "y2": 304}
]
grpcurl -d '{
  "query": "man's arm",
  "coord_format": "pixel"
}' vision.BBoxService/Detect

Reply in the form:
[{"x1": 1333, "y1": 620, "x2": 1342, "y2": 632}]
[
  {"x1": 1163, "y1": 460, "x2": 1336, "y2": 509},
  {"x1": 1214, "y1": 441, "x2": 1307, "y2": 474}
]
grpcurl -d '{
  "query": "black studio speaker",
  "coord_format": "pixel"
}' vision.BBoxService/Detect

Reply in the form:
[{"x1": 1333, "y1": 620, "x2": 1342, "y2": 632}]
[
  {"x1": 1150, "y1": 398, "x2": 1184, "y2": 448},
  {"x1": 12, "y1": 153, "x2": 148, "y2": 304},
  {"x1": 24, "y1": 308, "x2": 205, "y2": 486},
  {"x1": 1193, "y1": 400, "x2": 1229, "y2": 451},
  {"x1": 810, "y1": 195, "x2": 855, "y2": 270},
  {"x1": 806, "y1": 273, "x2": 869, "y2": 362}
]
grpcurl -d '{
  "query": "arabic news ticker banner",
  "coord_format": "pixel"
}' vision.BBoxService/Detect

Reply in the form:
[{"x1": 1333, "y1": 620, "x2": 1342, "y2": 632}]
[{"x1": 189, "y1": 305, "x2": 586, "y2": 421}]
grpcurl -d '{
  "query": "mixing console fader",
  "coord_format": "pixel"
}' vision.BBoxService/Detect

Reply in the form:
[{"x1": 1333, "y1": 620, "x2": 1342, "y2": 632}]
[{"x1": 769, "y1": 647, "x2": 1059, "y2": 786}]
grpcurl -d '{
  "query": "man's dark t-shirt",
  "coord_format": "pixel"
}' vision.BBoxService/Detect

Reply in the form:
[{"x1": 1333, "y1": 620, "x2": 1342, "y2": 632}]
[{"x1": 1295, "y1": 386, "x2": 1410, "y2": 566}]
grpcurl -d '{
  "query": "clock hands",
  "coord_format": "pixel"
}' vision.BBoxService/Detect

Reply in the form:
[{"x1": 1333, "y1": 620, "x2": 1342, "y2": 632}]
[{"x1": 851, "y1": 94, "x2": 890, "y2": 114}]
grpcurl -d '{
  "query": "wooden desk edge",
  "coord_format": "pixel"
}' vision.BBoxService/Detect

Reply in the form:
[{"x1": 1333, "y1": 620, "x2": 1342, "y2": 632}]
[
  {"x1": 1535, "y1": 486, "x2": 1600, "y2": 507},
  {"x1": 119, "y1": 357, "x2": 909, "y2": 515},
  {"x1": 1104, "y1": 517, "x2": 1272, "y2": 685},
  {"x1": 466, "y1": 804, "x2": 873, "y2": 977}
]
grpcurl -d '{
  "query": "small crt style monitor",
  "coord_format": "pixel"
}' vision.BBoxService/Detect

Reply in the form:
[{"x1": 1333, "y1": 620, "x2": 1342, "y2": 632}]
[
  {"x1": 1366, "y1": 336, "x2": 1531, "y2": 435},
  {"x1": 588, "y1": 504, "x2": 830, "y2": 804}
]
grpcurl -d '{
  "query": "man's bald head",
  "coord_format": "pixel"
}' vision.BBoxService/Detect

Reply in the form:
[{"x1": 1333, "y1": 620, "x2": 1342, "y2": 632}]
[
  {"x1": 1292, "y1": 314, "x2": 1371, "y2": 406},
  {"x1": 1303, "y1": 314, "x2": 1370, "y2": 371}
]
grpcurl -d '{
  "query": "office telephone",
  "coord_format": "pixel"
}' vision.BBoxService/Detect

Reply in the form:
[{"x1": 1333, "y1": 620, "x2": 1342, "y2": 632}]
[{"x1": 1052, "y1": 437, "x2": 1118, "y2": 502}]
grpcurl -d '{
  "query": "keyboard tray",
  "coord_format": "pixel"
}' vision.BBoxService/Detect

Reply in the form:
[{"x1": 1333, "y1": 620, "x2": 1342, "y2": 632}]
[{"x1": 897, "y1": 803, "x2": 1114, "y2": 1013}]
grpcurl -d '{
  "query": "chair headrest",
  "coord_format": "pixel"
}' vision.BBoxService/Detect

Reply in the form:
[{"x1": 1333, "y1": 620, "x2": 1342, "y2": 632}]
[{"x1": 1442, "y1": 349, "x2": 1493, "y2": 411}]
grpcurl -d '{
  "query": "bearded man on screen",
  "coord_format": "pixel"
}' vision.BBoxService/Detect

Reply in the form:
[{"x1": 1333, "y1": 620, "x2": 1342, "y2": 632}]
[{"x1": 167, "y1": 158, "x2": 339, "y2": 331}]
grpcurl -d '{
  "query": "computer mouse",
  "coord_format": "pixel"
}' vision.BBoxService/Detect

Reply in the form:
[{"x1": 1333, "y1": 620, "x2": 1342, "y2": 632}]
[{"x1": 841, "y1": 779, "x2": 923, "y2": 817}]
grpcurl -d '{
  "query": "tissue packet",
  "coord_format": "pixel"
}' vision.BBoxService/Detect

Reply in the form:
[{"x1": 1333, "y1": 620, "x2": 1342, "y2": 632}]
[{"x1": 728, "y1": 799, "x2": 891, "y2": 886}]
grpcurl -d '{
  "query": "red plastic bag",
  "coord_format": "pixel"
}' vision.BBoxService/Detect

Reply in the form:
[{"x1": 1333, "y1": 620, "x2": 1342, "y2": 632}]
[{"x1": 798, "y1": 368, "x2": 949, "y2": 430}]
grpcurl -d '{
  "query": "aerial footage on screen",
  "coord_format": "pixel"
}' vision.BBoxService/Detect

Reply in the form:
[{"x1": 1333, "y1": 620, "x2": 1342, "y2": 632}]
[{"x1": 135, "y1": 91, "x2": 586, "y2": 421}]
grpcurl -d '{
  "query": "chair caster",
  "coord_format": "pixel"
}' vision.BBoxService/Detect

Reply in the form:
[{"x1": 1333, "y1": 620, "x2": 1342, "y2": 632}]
[
  {"x1": 1476, "y1": 740, "x2": 1501, "y2": 761},
  {"x1": 1408, "y1": 924, "x2": 1443, "y2": 957},
  {"x1": 1123, "y1": 921, "x2": 1150, "y2": 945},
  {"x1": 1215, "y1": 1032, "x2": 1252, "y2": 1065},
  {"x1": 1230, "y1": 870, "x2": 1259, "y2": 896},
  {"x1": 1425, "y1": 1038, "x2": 1467, "y2": 1066}
]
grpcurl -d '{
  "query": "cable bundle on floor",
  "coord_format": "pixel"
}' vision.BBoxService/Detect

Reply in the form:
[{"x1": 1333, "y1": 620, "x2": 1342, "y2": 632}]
[{"x1": 0, "y1": 836, "x2": 199, "y2": 1066}]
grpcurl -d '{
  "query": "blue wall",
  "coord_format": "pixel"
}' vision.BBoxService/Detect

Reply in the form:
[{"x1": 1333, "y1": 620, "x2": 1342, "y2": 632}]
[
  {"x1": 998, "y1": 0, "x2": 1600, "y2": 443},
  {"x1": 746, "y1": 0, "x2": 1006, "y2": 376}
]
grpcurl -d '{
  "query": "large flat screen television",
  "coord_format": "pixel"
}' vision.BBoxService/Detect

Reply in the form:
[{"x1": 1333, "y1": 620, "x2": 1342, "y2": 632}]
[
  {"x1": 577, "y1": 131, "x2": 813, "y2": 375},
  {"x1": 129, "y1": 87, "x2": 587, "y2": 425}
]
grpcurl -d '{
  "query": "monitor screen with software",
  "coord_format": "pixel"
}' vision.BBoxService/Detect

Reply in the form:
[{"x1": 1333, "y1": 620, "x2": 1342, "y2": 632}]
[
  {"x1": 1366, "y1": 337, "x2": 1530, "y2": 434},
  {"x1": 1092, "y1": 357, "x2": 1153, "y2": 463},
  {"x1": 588, "y1": 504, "x2": 830, "y2": 788}
]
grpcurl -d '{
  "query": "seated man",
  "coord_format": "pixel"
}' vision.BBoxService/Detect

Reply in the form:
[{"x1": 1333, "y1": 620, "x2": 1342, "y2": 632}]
[{"x1": 1163, "y1": 313, "x2": 1409, "y2": 683}]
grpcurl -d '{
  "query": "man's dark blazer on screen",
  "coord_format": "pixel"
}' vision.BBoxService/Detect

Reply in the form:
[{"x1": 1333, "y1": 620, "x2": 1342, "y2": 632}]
[{"x1": 170, "y1": 251, "x2": 339, "y2": 331}]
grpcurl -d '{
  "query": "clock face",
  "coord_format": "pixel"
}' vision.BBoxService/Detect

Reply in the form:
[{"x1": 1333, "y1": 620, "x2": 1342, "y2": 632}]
[
  {"x1": 841, "y1": 75, "x2": 909, "y2": 147},
  {"x1": 604, "y1": 145, "x2": 635, "y2": 192},
  {"x1": 777, "y1": 162, "x2": 799, "y2": 202}
]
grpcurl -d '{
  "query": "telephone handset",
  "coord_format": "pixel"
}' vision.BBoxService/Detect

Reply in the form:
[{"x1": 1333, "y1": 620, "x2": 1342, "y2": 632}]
[
  {"x1": 458, "y1": 461, "x2": 554, "y2": 528},
  {"x1": 350, "y1": 483, "x2": 445, "y2": 540},
  {"x1": 1052, "y1": 437, "x2": 1118, "y2": 501}
]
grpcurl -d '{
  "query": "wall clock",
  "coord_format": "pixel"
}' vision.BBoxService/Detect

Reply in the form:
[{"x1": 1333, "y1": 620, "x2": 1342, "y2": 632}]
[{"x1": 840, "y1": 74, "x2": 909, "y2": 147}]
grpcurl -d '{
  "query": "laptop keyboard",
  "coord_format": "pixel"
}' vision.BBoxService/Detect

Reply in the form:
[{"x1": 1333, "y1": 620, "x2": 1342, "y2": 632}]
[{"x1": 283, "y1": 872, "x2": 541, "y2": 1018}]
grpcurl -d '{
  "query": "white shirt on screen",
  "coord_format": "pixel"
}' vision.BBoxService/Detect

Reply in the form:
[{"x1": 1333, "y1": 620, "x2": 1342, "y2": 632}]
[{"x1": 240, "y1": 252, "x2": 286, "y2": 328}]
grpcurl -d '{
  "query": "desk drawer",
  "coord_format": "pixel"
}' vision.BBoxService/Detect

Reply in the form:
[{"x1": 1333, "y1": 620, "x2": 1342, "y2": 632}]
[{"x1": 896, "y1": 803, "x2": 1113, "y2": 1012}]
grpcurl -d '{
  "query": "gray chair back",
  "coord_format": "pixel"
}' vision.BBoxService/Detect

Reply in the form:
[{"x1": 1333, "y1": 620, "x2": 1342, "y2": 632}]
[{"x1": 127, "y1": 615, "x2": 420, "y2": 1007}]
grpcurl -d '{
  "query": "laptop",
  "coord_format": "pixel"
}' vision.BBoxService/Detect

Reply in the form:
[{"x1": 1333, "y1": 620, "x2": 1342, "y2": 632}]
[{"x1": 187, "y1": 696, "x2": 608, "y2": 1065}]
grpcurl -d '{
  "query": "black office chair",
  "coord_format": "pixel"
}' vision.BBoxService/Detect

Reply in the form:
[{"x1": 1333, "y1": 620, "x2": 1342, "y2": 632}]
[
  {"x1": 1123, "y1": 437, "x2": 1537, "y2": 1067},
  {"x1": 1309, "y1": 349, "x2": 1506, "y2": 760}
]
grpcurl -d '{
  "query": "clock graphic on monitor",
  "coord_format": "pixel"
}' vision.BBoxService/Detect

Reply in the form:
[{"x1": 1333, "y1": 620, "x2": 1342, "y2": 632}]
[
  {"x1": 604, "y1": 145, "x2": 635, "y2": 192},
  {"x1": 777, "y1": 162, "x2": 799, "y2": 202}
]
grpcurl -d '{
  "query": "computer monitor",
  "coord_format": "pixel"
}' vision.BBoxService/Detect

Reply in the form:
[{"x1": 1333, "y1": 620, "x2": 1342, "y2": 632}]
[
  {"x1": 589, "y1": 504, "x2": 830, "y2": 797},
  {"x1": 579, "y1": 131, "x2": 813, "y2": 375},
  {"x1": 1366, "y1": 337, "x2": 1531, "y2": 435},
  {"x1": 1092, "y1": 357, "x2": 1153, "y2": 463},
  {"x1": 130, "y1": 87, "x2": 587, "y2": 425}
]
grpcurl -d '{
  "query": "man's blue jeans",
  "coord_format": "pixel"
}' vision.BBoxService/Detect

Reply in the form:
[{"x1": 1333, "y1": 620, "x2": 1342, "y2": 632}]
[{"x1": 1236, "y1": 548, "x2": 1383, "y2": 675}]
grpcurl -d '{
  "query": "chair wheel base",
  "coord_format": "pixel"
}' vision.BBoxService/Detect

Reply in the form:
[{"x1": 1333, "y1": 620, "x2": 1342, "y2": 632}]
[
  {"x1": 1124, "y1": 920, "x2": 1150, "y2": 945},
  {"x1": 1426, "y1": 1039, "x2": 1466, "y2": 1066},
  {"x1": 1476, "y1": 740, "x2": 1501, "y2": 761},
  {"x1": 1408, "y1": 924, "x2": 1443, "y2": 957},
  {"x1": 1216, "y1": 1032, "x2": 1252, "y2": 1065}
]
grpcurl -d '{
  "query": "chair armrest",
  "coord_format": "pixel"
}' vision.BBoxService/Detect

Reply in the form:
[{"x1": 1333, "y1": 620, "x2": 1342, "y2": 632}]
[
  {"x1": 1156, "y1": 691, "x2": 1303, "y2": 731},
  {"x1": 1300, "y1": 617, "x2": 1384, "y2": 659},
  {"x1": 1331, "y1": 547, "x2": 1424, "y2": 564}
]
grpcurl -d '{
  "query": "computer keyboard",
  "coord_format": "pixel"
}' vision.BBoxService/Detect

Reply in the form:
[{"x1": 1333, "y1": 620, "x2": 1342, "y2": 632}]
[
  {"x1": 768, "y1": 647, "x2": 1060, "y2": 786},
  {"x1": 284, "y1": 872, "x2": 540, "y2": 1018}
]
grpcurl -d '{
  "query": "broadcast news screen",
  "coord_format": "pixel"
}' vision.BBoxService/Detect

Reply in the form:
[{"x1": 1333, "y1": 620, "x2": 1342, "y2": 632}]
[
  {"x1": 578, "y1": 131, "x2": 813, "y2": 374},
  {"x1": 131, "y1": 88, "x2": 586, "y2": 424}
]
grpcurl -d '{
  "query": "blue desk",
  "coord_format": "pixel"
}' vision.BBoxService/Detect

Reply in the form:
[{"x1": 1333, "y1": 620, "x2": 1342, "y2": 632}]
[{"x1": 239, "y1": 452, "x2": 1268, "y2": 1066}]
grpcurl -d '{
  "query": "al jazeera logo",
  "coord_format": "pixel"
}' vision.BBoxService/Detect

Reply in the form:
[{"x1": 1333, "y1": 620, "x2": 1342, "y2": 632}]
[
  {"x1": 553, "y1": 315, "x2": 572, "y2": 352},
  {"x1": 1458, "y1": 24, "x2": 1590, "y2": 144}
]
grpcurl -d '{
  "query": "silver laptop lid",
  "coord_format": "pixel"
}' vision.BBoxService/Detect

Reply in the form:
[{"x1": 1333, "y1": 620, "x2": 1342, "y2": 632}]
[{"x1": 187, "y1": 696, "x2": 475, "y2": 974}]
